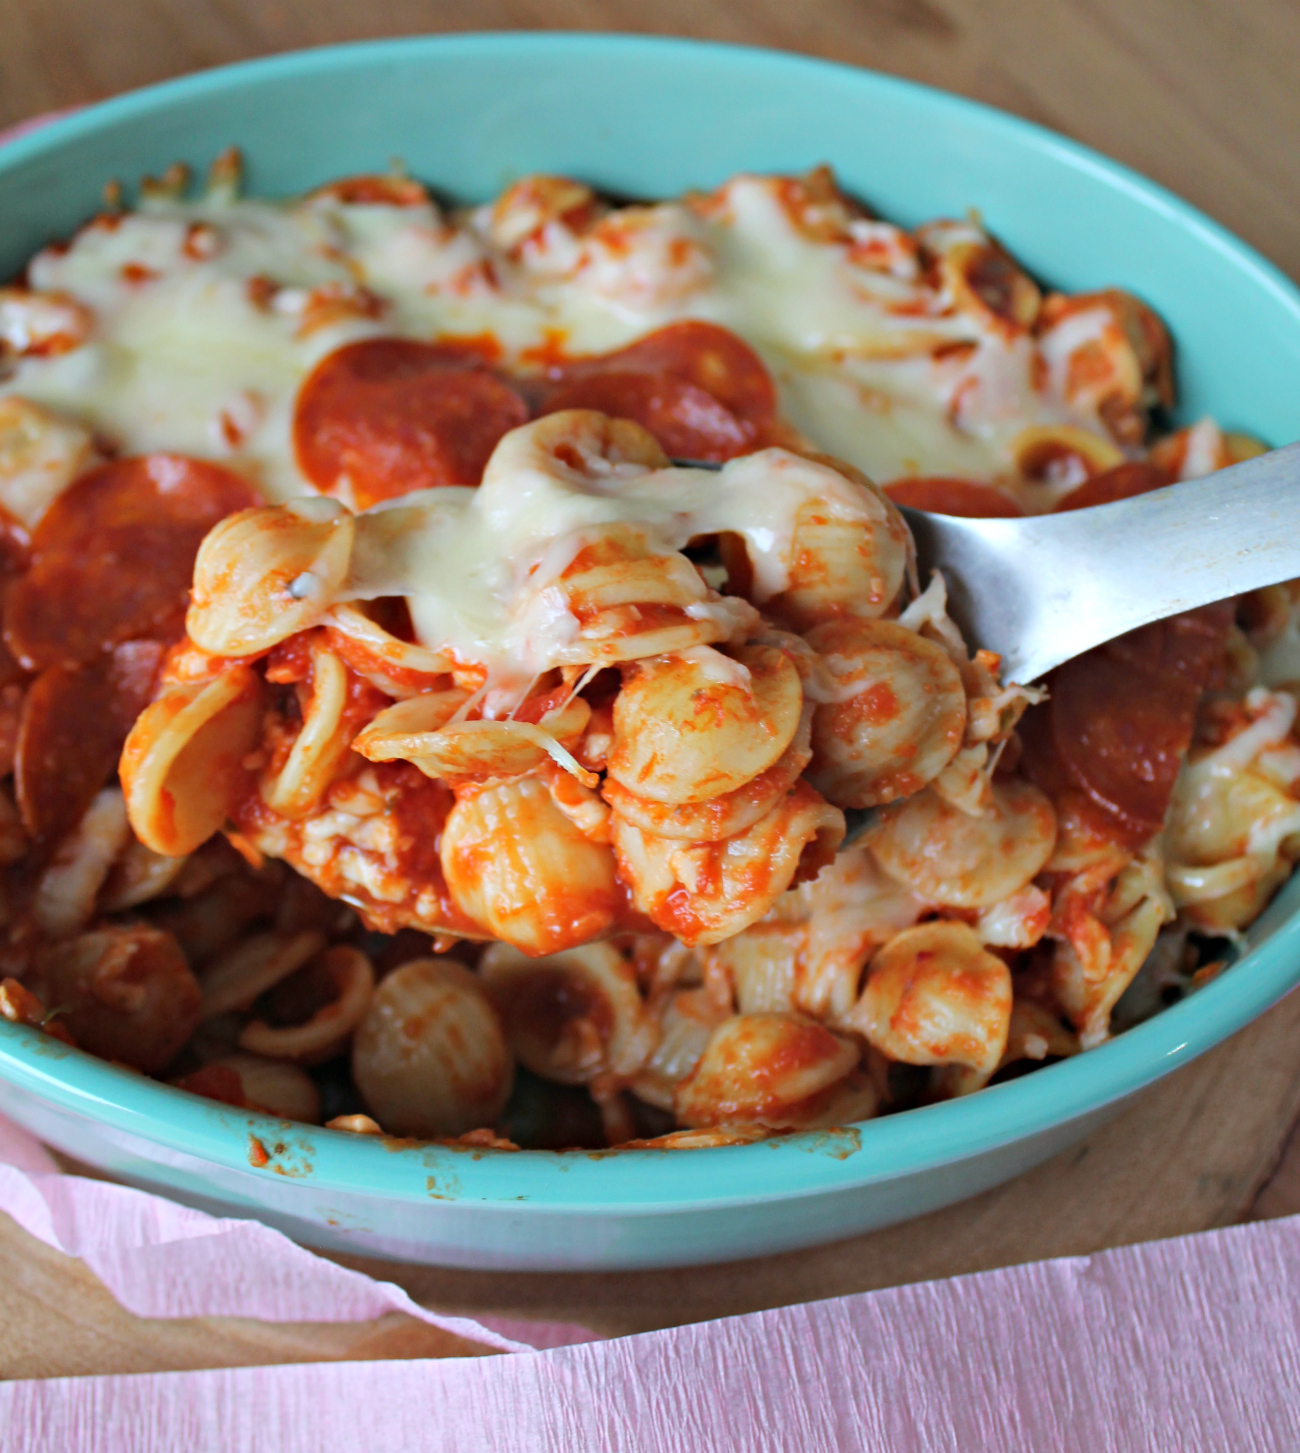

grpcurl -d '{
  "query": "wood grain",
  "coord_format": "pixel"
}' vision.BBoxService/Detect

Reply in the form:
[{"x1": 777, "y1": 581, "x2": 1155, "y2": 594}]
[
  {"x1": 0, "y1": 1210, "x2": 497, "y2": 1379},
  {"x1": 0, "y1": 0, "x2": 1298, "y2": 1367}
]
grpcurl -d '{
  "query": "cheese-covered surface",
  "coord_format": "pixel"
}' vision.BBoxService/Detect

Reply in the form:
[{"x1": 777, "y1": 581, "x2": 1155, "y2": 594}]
[
  {"x1": 3, "y1": 160, "x2": 1297, "y2": 1154},
  {"x1": 0, "y1": 167, "x2": 1155, "y2": 508}
]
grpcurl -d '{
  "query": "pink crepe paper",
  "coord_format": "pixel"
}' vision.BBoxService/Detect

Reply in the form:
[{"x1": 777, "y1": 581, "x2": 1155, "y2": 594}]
[{"x1": 1, "y1": 1111, "x2": 1299, "y2": 1451}]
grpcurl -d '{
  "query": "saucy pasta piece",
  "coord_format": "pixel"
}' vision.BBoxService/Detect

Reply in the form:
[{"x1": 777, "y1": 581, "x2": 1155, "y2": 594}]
[
  {"x1": 754, "y1": 455, "x2": 910, "y2": 631},
  {"x1": 186, "y1": 499, "x2": 356, "y2": 658},
  {"x1": 628, "y1": 987, "x2": 731, "y2": 1112},
  {"x1": 848, "y1": 921, "x2": 1012, "y2": 1077},
  {"x1": 613, "y1": 779, "x2": 844, "y2": 945},
  {"x1": 866, "y1": 779, "x2": 1057, "y2": 909},
  {"x1": 33, "y1": 925, "x2": 201, "y2": 1073},
  {"x1": 674, "y1": 1012, "x2": 861, "y2": 1129},
  {"x1": 1036, "y1": 289, "x2": 1172, "y2": 446},
  {"x1": 239, "y1": 944, "x2": 375, "y2": 1063},
  {"x1": 441, "y1": 772, "x2": 621, "y2": 955},
  {"x1": 805, "y1": 617, "x2": 967, "y2": 808},
  {"x1": 176, "y1": 1052, "x2": 323, "y2": 1123},
  {"x1": 1164, "y1": 687, "x2": 1300, "y2": 932},
  {"x1": 602, "y1": 704, "x2": 812, "y2": 842},
  {"x1": 122, "y1": 665, "x2": 264, "y2": 857},
  {"x1": 607, "y1": 644, "x2": 803, "y2": 804}
]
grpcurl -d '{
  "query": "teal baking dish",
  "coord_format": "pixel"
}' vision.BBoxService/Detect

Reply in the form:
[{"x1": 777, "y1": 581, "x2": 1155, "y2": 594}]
[{"x1": 0, "y1": 32, "x2": 1297, "y2": 1269}]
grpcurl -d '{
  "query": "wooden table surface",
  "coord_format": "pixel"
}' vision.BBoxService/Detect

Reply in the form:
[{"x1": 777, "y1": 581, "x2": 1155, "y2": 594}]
[{"x1": 2, "y1": 0, "x2": 1300, "y2": 1375}]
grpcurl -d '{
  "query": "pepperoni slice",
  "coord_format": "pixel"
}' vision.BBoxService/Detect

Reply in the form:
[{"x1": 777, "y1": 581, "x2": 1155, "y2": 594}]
[
  {"x1": 1027, "y1": 605, "x2": 1233, "y2": 837},
  {"x1": 884, "y1": 477, "x2": 1022, "y2": 518},
  {"x1": 1054, "y1": 460, "x2": 1171, "y2": 512},
  {"x1": 542, "y1": 371, "x2": 753, "y2": 460},
  {"x1": 540, "y1": 322, "x2": 777, "y2": 461},
  {"x1": 1104, "y1": 603, "x2": 1235, "y2": 687},
  {"x1": 4, "y1": 455, "x2": 256, "y2": 672},
  {"x1": 14, "y1": 639, "x2": 165, "y2": 845},
  {"x1": 294, "y1": 338, "x2": 529, "y2": 507}
]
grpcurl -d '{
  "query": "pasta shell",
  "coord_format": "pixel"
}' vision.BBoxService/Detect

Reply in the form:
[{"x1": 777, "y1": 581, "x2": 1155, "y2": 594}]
[
  {"x1": 186, "y1": 498, "x2": 355, "y2": 657},
  {"x1": 480, "y1": 940, "x2": 656, "y2": 1084},
  {"x1": 613, "y1": 779, "x2": 845, "y2": 947},
  {"x1": 849, "y1": 921, "x2": 1012, "y2": 1077},
  {"x1": 121, "y1": 665, "x2": 264, "y2": 857},
  {"x1": 34, "y1": 925, "x2": 200, "y2": 1074},
  {"x1": 674, "y1": 1013, "x2": 860, "y2": 1128},
  {"x1": 805, "y1": 617, "x2": 966, "y2": 808},
  {"x1": 441, "y1": 774, "x2": 621, "y2": 954},
  {"x1": 867, "y1": 779, "x2": 1057, "y2": 909},
  {"x1": 352, "y1": 958, "x2": 514, "y2": 1137},
  {"x1": 608, "y1": 644, "x2": 803, "y2": 804}
]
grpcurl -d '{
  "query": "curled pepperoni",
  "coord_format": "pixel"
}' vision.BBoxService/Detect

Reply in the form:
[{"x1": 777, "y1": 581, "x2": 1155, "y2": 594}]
[
  {"x1": 4, "y1": 456, "x2": 256, "y2": 672},
  {"x1": 884, "y1": 477, "x2": 1022, "y2": 518},
  {"x1": 294, "y1": 338, "x2": 529, "y2": 507},
  {"x1": 1021, "y1": 605, "x2": 1232, "y2": 837},
  {"x1": 1054, "y1": 460, "x2": 1171, "y2": 512},
  {"x1": 539, "y1": 322, "x2": 777, "y2": 461},
  {"x1": 15, "y1": 640, "x2": 165, "y2": 845}
]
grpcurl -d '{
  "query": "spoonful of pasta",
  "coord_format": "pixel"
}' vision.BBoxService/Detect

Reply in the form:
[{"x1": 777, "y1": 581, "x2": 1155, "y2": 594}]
[{"x1": 678, "y1": 441, "x2": 1300, "y2": 850}]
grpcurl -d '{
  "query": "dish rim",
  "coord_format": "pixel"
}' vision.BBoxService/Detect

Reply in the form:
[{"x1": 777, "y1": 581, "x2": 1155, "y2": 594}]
[{"x1": 0, "y1": 30, "x2": 1298, "y2": 1212}]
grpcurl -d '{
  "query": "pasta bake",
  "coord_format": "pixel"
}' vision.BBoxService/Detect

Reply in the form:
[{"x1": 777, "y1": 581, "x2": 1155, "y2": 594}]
[{"x1": 0, "y1": 155, "x2": 1296, "y2": 1149}]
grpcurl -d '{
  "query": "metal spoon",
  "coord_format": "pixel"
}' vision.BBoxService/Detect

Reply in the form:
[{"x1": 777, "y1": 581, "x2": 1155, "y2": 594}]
[{"x1": 674, "y1": 442, "x2": 1300, "y2": 844}]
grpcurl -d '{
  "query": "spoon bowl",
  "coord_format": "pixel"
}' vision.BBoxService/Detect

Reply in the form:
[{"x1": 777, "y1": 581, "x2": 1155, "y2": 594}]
[{"x1": 895, "y1": 440, "x2": 1300, "y2": 684}]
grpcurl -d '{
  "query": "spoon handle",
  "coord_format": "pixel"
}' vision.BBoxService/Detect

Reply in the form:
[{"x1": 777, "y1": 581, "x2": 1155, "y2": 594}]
[{"x1": 906, "y1": 440, "x2": 1300, "y2": 684}]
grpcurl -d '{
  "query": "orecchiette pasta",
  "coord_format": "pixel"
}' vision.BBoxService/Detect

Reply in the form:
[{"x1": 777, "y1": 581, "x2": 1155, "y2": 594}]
[
  {"x1": 805, "y1": 617, "x2": 967, "y2": 808},
  {"x1": 198, "y1": 929, "x2": 327, "y2": 1018},
  {"x1": 607, "y1": 644, "x2": 803, "y2": 804},
  {"x1": 34, "y1": 925, "x2": 202, "y2": 1073},
  {"x1": 187, "y1": 499, "x2": 356, "y2": 657},
  {"x1": 261, "y1": 639, "x2": 359, "y2": 818},
  {"x1": 849, "y1": 921, "x2": 1012, "y2": 1077},
  {"x1": 0, "y1": 160, "x2": 1287, "y2": 1155},
  {"x1": 933, "y1": 999, "x2": 1079, "y2": 1097},
  {"x1": 629, "y1": 988, "x2": 730, "y2": 1111},
  {"x1": 351, "y1": 958, "x2": 514, "y2": 1137},
  {"x1": 741, "y1": 454, "x2": 910, "y2": 632},
  {"x1": 674, "y1": 1013, "x2": 861, "y2": 1128},
  {"x1": 121, "y1": 666, "x2": 264, "y2": 857},
  {"x1": 601, "y1": 703, "x2": 813, "y2": 842},
  {"x1": 1163, "y1": 688, "x2": 1300, "y2": 932},
  {"x1": 177, "y1": 1052, "x2": 323, "y2": 1123},
  {"x1": 442, "y1": 773, "x2": 621, "y2": 955},
  {"x1": 480, "y1": 941, "x2": 656, "y2": 1085},
  {"x1": 866, "y1": 779, "x2": 1057, "y2": 908},
  {"x1": 238, "y1": 944, "x2": 375, "y2": 1063},
  {"x1": 613, "y1": 780, "x2": 845, "y2": 945}
]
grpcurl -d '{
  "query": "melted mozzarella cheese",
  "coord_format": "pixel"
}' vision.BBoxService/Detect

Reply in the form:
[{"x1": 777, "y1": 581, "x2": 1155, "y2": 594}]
[
  {"x1": 340, "y1": 447, "x2": 868, "y2": 688},
  {"x1": 0, "y1": 172, "x2": 1124, "y2": 511}
]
